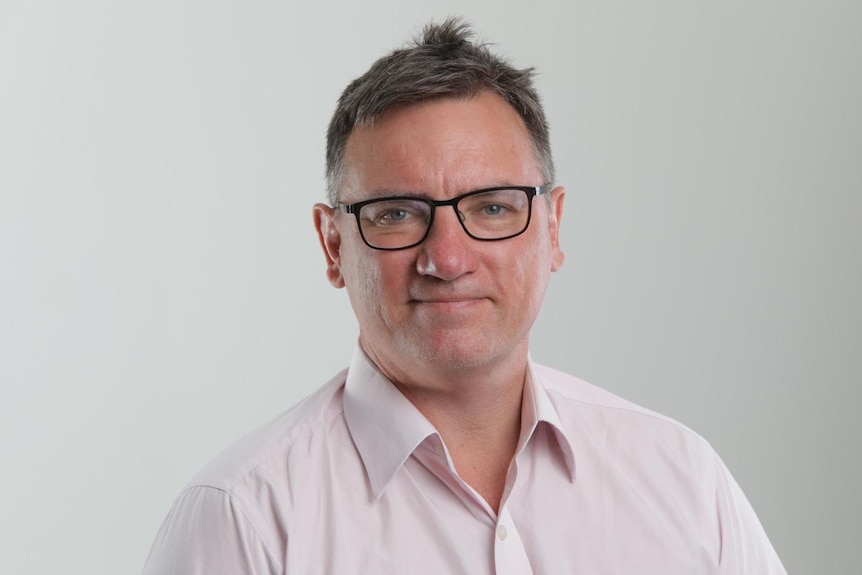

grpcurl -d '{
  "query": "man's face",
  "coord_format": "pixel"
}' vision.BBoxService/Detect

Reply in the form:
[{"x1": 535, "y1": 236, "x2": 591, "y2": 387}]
[{"x1": 314, "y1": 92, "x2": 565, "y2": 387}]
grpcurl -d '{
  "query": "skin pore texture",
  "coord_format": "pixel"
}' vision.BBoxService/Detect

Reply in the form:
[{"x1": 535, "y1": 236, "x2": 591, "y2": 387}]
[{"x1": 313, "y1": 92, "x2": 565, "y2": 510}]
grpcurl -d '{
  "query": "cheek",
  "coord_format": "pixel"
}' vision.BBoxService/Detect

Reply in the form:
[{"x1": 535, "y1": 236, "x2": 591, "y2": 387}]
[
  {"x1": 508, "y1": 239, "x2": 554, "y2": 304},
  {"x1": 342, "y1": 251, "x2": 408, "y2": 314},
  {"x1": 344, "y1": 257, "x2": 380, "y2": 300}
]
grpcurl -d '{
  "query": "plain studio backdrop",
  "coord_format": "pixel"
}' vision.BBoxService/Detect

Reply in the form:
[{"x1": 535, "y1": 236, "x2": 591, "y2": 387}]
[{"x1": 1, "y1": 1, "x2": 859, "y2": 573}]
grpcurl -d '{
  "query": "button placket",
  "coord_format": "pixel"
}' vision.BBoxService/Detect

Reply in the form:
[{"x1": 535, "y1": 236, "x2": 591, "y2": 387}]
[
  {"x1": 493, "y1": 507, "x2": 533, "y2": 574},
  {"x1": 496, "y1": 524, "x2": 508, "y2": 541}
]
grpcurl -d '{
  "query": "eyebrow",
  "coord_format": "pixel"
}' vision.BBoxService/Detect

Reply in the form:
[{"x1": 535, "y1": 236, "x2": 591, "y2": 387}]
[
  {"x1": 361, "y1": 182, "x2": 527, "y2": 200},
  {"x1": 362, "y1": 189, "x2": 426, "y2": 199}
]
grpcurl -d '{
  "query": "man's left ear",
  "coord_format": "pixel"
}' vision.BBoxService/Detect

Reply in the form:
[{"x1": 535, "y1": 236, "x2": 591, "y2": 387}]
[{"x1": 548, "y1": 186, "x2": 566, "y2": 272}]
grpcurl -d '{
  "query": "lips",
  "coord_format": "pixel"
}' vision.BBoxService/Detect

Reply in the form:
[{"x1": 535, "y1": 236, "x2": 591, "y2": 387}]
[
  {"x1": 410, "y1": 290, "x2": 488, "y2": 303},
  {"x1": 413, "y1": 296, "x2": 483, "y2": 303},
  {"x1": 409, "y1": 282, "x2": 492, "y2": 309},
  {"x1": 409, "y1": 296, "x2": 489, "y2": 316}
]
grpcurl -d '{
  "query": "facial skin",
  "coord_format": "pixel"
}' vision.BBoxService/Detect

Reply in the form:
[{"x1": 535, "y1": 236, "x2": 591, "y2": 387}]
[{"x1": 313, "y1": 92, "x2": 565, "y2": 396}]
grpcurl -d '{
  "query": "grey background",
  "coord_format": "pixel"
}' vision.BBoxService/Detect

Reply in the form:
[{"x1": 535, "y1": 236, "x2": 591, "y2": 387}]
[{"x1": 1, "y1": 1, "x2": 859, "y2": 573}]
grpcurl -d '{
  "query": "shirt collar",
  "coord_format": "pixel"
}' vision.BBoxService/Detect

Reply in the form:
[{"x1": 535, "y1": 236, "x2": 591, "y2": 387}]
[
  {"x1": 522, "y1": 357, "x2": 577, "y2": 482},
  {"x1": 343, "y1": 346, "x2": 438, "y2": 498},
  {"x1": 343, "y1": 345, "x2": 576, "y2": 499}
]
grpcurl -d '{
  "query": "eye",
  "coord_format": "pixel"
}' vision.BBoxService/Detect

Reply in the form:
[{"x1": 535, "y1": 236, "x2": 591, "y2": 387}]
[
  {"x1": 461, "y1": 189, "x2": 526, "y2": 220},
  {"x1": 380, "y1": 208, "x2": 410, "y2": 222},
  {"x1": 480, "y1": 203, "x2": 507, "y2": 216},
  {"x1": 362, "y1": 199, "x2": 430, "y2": 227}
]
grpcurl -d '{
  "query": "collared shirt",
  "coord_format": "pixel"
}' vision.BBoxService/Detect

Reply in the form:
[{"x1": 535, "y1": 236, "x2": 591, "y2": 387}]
[{"x1": 141, "y1": 346, "x2": 786, "y2": 574}]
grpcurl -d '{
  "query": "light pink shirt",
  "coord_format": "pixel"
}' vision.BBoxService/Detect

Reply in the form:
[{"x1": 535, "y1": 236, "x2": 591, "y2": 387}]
[{"x1": 142, "y1": 346, "x2": 786, "y2": 574}]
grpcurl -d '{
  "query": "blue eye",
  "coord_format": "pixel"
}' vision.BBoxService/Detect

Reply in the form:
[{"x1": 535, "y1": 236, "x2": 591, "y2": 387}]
[
  {"x1": 362, "y1": 199, "x2": 430, "y2": 228},
  {"x1": 382, "y1": 209, "x2": 410, "y2": 222}
]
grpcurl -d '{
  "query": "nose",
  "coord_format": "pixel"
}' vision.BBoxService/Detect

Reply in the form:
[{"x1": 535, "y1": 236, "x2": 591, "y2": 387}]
[{"x1": 415, "y1": 206, "x2": 478, "y2": 281}]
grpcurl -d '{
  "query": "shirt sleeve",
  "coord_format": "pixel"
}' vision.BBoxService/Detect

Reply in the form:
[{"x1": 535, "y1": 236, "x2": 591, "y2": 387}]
[
  {"x1": 141, "y1": 485, "x2": 281, "y2": 575},
  {"x1": 713, "y1": 456, "x2": 787, "y2": 574}
]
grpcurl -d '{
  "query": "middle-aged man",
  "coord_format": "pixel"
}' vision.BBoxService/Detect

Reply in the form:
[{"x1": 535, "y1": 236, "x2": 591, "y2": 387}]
[{"x1": 142, "y1": 17, "x2": 786, "y2": 574}]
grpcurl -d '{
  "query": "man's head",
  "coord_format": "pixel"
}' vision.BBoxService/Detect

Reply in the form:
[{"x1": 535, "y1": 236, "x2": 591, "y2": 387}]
[
  {"x1": 314, "y1": 18, "x2": 565, "y2": 390},
  {"x1": 324, "y1": 17, "x2": 555, "y2": 205}
]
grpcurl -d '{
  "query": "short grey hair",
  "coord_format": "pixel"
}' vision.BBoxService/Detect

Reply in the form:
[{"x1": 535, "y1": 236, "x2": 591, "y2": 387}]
[{"x1": 324, "y1": 17, "x2": 555, "y2": 204}]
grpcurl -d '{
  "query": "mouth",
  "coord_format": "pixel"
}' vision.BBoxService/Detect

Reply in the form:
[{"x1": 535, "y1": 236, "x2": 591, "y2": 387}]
[
  {"x1": 409, "y1": 281, "x2": 492, "y2": 312},
  {"x1": 414, "y1": 296, "x2": 482, "y2": 303},
  {"x1": 410, "y1": 296, "x2": 487, "y2": 311}
]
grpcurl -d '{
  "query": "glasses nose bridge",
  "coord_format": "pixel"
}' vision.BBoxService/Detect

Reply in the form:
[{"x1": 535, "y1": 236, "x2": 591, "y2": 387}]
[{"x1": 428, "y1": 196, "x2": 468, "y2": 234}]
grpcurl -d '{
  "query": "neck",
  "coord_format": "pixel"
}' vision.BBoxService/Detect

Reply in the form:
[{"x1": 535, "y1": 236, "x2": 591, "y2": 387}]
[
  {"x1": 360, "y1": 338, "x2": 531, "y2": 511},
  {"x1": 391, "y1": 359, "x2": 528, "y2": 513}
]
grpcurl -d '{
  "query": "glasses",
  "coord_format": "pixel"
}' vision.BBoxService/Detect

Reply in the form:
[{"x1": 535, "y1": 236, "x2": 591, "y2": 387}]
[{"x1": 338, "y1": 185, "x2": 552, "y2": 251}]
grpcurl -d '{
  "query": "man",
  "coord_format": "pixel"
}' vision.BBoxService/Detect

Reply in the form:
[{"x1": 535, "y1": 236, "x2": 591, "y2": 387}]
[{"x1": 142, "y1": 18, "x2": 786, "y2": 574}]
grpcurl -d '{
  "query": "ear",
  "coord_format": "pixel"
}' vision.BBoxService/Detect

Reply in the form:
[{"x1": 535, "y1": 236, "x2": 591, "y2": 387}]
[
  {"x1": 313, "y1": 203, "x2": 346, "y2": 288},
  {"x1": 548, "y1": 186, "x2": 566, "y2": 272}
]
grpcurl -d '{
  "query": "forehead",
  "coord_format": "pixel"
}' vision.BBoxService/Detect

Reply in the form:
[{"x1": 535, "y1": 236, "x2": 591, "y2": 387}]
[{"x1": 341, "y1": 92, "x2": 541, "y2": 198}]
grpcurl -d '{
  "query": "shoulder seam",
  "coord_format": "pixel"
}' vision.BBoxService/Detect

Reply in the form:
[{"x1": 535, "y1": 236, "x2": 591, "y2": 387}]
[{"x1": 179, "y1": 484, "x2": 284, "y2": 572}]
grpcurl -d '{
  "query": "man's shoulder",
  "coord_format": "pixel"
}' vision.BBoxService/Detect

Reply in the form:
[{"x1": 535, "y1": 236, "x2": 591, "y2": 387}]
[
  {"x1": 533, "y1": 362, "x2": 711, "y2": 450},
  {"x1": 534, "y1": 363, "x2": 665, "y2": 413},
  {"x1": 187, "y1": 368, "x2": 349, "y2": 494}
]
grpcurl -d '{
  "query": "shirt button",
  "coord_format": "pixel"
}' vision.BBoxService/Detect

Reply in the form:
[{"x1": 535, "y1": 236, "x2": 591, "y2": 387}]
[{"x1": 496, "y1": 524, "x2": 508, "y2": 541}]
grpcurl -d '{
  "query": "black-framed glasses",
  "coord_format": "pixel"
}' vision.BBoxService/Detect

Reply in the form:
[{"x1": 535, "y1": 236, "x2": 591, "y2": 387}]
[{"x1": 338, "y1": 185, "x2": 552, "y2": 251}]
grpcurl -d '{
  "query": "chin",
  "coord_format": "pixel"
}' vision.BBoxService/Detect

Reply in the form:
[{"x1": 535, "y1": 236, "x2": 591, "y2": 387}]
[{"x1": 401, "y1": 332, "x2": 506, "y2": 372}]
